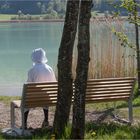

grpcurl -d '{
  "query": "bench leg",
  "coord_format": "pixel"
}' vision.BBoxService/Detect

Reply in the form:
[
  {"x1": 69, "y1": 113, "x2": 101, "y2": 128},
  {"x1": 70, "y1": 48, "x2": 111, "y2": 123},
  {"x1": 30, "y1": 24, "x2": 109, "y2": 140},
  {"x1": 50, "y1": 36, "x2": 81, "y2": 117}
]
[
  {"x1": 11, "y1": 102, "x2": 15, "y2": 128},
  {"x1": 21, "y1": 109, "x2": 25, "y2": 135},
  {"x1": 128, "y1": 98, "x2": 133, "y2": 124}
]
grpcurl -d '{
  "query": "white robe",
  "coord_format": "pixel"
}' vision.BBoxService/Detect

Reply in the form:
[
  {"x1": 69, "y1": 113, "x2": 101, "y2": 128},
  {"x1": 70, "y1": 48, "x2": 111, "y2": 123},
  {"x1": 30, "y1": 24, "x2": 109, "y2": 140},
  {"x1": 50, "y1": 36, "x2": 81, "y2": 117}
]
[{"x1": 27, "y1": 63, "x2": 56, "y2": 82}]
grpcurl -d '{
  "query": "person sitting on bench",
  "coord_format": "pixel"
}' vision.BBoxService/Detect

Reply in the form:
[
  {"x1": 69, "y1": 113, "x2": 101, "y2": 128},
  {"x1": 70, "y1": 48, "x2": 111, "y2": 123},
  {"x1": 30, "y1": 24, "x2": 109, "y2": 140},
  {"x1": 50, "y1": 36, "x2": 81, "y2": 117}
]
[{"x1": 24, "y1": 48, "x2": 56, "y2": 129}]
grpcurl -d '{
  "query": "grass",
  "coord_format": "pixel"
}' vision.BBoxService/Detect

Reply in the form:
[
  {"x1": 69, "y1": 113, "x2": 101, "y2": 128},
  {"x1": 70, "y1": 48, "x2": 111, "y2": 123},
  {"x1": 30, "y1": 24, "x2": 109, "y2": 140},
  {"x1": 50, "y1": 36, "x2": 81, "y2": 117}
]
[
  {"x1": 0, "y1": 14, "x2": 16, "y2": 20},
  {"x1": 1, "y1": 121, "x2": 140, "y2": 139},
  {"x1": 0, "y1": 96, "x2": 20, "y2": 104},
  {"x1": 85, "y1": 122, "x2": 140, "y2": 139}
]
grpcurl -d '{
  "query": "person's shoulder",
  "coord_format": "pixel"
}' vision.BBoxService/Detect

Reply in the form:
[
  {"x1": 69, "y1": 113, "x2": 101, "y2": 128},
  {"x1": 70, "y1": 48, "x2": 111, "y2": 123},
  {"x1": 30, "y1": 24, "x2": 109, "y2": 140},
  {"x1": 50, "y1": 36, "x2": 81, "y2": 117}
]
[
  {"x1": 45, "y1": 64, "x2": 53, "y2": 70},
  {"x1": 28, "y1": 66, "x2": 35, "y2": 73}
]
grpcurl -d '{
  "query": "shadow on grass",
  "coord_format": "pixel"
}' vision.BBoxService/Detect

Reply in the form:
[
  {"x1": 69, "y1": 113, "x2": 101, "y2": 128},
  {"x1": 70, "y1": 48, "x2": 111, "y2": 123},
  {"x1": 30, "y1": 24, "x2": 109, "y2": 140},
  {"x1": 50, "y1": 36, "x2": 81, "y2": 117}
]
[{"x1": 0, "y1": 127, "x2": 52, "y2": 139}]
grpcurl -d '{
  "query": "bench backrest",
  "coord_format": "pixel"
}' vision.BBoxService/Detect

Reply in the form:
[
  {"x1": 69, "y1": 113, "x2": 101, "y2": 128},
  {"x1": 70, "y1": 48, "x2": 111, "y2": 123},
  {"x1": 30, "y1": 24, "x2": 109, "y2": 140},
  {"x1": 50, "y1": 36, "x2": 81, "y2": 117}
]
[{"x1": 21, "y1": 77, "x2": 136, "y2": 109}]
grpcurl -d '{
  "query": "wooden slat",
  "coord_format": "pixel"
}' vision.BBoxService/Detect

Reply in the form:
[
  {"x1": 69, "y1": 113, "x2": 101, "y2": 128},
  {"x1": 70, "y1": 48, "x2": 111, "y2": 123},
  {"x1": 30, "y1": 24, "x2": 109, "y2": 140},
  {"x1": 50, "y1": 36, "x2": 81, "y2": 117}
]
[
  {"x1": 26, "y1": 84, "x2": 57, "y2": 87},
  {"x1": 86, "y1": 93, "x2": 130, "y2": 98},
  {"x1": 26, "y1": 94, "x2": 57, "y2": 98},
  {"x1": 85, "y1": 97, "x2": 129, "y2": 103},
  {"x1": 85, "y1": 96, "x2": 129, "y2": 103},
  {"x1": 87, "y1": 83, "x2": 133, "y2": 88},
  {"x1": 25, "y1": 97, "x2": 57, "y2": 101},
  {"x1": 26, "y1": 81, "x2": 58, "y2": 86},
  {"x1": 26, "y1": 87, "x2": 58, "y2": 92},
  {"x1": 12, "y1": 100, "x2": 21, "y2": 108},
  {"x1": 87, "y1": 81, "x2": 134, "y2": 86},
  {"x1": 86, "y1": 89, "x2": 131, "y2": 95},
  {"x1": 86, "y1": 86, "x2": 132, "y2": 92},
  {"x1": 26, "y1": 91, "x2": 57, "y2": 95},
  {"x1": 87, "y1": 77, "x2": 135, "y2": 82}
]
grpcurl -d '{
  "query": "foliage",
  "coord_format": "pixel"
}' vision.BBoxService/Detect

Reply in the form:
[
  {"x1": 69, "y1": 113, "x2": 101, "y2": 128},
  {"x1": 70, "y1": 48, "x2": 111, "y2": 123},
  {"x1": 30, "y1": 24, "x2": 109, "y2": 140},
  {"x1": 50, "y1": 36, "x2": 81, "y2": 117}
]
[
  {"x1": 112, "y1": 0, "x2": 140, "y2": 51},
  {"x1": 112, "y1": 28, "x2": 135, "y2": 49},
  {"x1": 119, "y1": 0, "x2": 140, "y2": 25}
]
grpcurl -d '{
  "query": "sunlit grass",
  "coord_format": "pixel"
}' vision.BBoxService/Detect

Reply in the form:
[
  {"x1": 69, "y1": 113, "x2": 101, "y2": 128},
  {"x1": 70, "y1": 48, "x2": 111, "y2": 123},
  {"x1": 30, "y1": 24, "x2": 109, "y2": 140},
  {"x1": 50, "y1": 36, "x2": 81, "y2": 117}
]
[
  {"x1": 0, "y1": 14, "x2": 16, "y2": 20},
  {"x1": 0, "y1": 96, "x2": 20, "y2": 104}
]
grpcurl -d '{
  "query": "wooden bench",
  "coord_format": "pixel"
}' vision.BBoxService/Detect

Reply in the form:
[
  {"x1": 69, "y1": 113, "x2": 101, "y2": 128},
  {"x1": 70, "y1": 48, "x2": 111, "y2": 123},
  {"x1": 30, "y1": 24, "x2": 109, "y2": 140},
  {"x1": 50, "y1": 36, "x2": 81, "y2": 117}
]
[{"x1": 10, "y1": 77, "x2": 136, "y2": 133}]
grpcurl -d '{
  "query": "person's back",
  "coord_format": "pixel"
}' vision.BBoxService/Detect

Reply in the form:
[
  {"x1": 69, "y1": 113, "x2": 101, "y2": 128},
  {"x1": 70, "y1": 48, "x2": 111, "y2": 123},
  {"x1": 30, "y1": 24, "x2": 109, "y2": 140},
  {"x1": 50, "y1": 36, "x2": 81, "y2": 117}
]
[
  {"x1": 28, "y1": 63, "x2": 56, "y2": 82},
  {"x1": 24, "y1": 48, "x2": 56, "y2": 129}
]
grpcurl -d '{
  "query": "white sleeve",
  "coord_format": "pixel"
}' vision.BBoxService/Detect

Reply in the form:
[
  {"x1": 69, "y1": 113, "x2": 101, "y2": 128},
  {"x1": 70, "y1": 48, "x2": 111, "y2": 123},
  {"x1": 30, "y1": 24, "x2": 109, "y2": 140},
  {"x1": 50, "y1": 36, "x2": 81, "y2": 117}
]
[{"x1": 27, "y1": 70, "x2": 33, "y2": 82}]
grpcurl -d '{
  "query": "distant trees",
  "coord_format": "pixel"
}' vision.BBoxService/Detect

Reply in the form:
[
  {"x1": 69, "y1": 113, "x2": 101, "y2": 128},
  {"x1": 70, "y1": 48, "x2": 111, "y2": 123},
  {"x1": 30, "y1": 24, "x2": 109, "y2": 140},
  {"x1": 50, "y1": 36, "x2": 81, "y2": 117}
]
[
  {"x1": 45, "y1": 0, "x2": 66, "y2": 19},
  {"x1": 36, "y1": 0, "x2": 66, "y2": 19},
  {"x1": 0, "y1": 0, "x2": 131, "y2": 17}
]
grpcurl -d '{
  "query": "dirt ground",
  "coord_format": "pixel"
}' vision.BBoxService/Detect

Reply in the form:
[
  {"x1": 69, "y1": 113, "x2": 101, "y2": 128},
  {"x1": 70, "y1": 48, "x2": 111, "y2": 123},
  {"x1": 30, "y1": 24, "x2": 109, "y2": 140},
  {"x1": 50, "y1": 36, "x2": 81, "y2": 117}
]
[
  {"x1": 1, "y1": 101, "x2": 138, "y2": 130},
  {"x1": 0, "y1": 101, "x2": 115, "y2": 130}
]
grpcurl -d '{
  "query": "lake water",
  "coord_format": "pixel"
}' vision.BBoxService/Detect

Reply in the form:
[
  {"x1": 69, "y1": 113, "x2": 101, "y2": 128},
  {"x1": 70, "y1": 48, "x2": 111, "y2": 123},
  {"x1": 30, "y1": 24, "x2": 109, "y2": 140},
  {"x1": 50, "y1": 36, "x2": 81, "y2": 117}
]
[
  {"x1": 0, "y1": 22, "x2": 63, "y2": 96},
  {"x1": 0, "y1": 20, "x2": 137, "y2": 96}
]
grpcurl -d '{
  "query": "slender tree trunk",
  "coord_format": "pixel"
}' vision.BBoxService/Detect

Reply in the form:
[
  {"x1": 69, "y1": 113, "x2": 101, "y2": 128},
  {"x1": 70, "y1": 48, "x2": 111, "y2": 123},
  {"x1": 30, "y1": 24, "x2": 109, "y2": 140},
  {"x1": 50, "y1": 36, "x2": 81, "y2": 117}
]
[
  {"x1": 53, "y1": 0, "x2": 80, "y2": 137},
  {"x1": 133, "y1": 0, "x2": 140, "y2": 94},
  {"x1": 71, "y1": 0, "x2": 92, "y2": 139}
]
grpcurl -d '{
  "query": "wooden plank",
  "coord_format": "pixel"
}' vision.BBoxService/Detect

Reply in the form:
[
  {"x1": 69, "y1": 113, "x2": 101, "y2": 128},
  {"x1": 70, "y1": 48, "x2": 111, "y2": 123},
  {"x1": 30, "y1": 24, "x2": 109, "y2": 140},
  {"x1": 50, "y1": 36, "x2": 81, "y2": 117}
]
[
  {"x1": 12, "y1": 100, "x2": 21, "y2": 108},
  {"x1": 86, "y1": 84, "x2": 133, "y2": 89},
  {"x1": 86, "y1": 87, "x2": 132, "y2": 92},
  {"x1": 25, "y1": 82, "x2": 58, "y2": 86},
  {"x1": 26, "y1": 94, "x2": 57, "y2": 98},
  {"x1": 26, "y1": 86, "x2": 58, "y2": 90},
  {"x1": 85, "y1": 96, "x2": 129, "y2": 103},
  {"x1": 87, "y1": 77, "x2": 135, "y2": 82},
  {"x1": 26, "y1": 91, "x2": 57, "y2": 95},
  {"x1": 86, "y1": 93, "x2": 130, "y2": 98},
  {"x1": 86, "y1": 89, "x2": 131, "y2": 95},
  {"x1": 87, "y1": 83, "x2": 133, "y2": 86},
  {"x1": 87, "y1": 81, "x2": 134, "y2": 86}
]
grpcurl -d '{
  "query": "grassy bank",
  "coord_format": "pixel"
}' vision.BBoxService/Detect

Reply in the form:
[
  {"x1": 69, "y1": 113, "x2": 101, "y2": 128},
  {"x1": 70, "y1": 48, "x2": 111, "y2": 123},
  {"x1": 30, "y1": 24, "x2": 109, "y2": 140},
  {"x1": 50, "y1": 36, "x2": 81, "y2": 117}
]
[
  {"x1": 0, "y1": 14, "x2": 16, "y2": 21},
  {"x1": 0, "y1": 96, "x2": 20, "y2": 104}
]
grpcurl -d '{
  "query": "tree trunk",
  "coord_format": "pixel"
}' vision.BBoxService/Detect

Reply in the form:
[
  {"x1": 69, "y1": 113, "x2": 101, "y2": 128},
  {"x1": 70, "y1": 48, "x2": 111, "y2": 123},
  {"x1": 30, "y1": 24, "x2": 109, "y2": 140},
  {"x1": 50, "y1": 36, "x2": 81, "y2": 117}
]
[
  {"x1": 53, "y1": 0, "x2": 80, "y2": 137},
  {"x1": 71, "y1": 0, "x2": 92, "y2": 139},
  {"x1": 133, "y1": 0, "x2": 140, "y2": 95}
]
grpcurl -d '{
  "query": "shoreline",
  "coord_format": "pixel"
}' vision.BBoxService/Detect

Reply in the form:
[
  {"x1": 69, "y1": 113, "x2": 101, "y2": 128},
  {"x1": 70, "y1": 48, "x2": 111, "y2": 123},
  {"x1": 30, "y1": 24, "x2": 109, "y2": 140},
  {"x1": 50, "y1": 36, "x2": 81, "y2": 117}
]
[
  {"x1": 0, "y1": 19, "x2": 64, "y2": 23},
  {"x1": 0, "y1": 16, "x2": 128, "y2": 23}
]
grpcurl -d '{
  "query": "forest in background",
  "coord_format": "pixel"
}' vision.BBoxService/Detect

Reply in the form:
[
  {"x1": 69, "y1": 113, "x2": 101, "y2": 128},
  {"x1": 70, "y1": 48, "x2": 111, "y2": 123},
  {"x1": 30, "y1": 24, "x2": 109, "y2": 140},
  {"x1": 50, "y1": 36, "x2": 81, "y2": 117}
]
[{"x1": 0, "y1": 0, "x2": 135, "y2": 18}]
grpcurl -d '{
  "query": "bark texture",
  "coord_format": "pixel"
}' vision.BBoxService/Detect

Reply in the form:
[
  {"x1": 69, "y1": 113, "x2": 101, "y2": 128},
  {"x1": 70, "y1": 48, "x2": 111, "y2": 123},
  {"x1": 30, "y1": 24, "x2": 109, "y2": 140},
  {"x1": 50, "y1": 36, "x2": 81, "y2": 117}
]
[
  {"x1": 53, "y1": 0, "x2": 80, "y2": 137},
  {"x1": 71, "y1": 0, "x2": 92, "y2": 139}
]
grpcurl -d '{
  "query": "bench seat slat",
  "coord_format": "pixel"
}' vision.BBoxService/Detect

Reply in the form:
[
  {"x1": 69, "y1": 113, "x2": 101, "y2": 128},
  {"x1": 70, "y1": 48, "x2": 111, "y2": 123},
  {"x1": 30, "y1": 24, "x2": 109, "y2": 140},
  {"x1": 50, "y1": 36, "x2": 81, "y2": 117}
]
[
  {"x1": 26, "y1": 94, "x2": 57, "y2": 98},
  {"x1": 26, "y1": 82, "x2": 58, "y2": 86},
  {"x1": 87, "y1": 77, "x2": 135, "y2": 82},
  {"x1": 86, "y1": 87, "x2": 132, "y2": 92},
  {"x1": 27, "y1": 86, "x2": 58, "y2": 88},
  {"x1": 86, "y1": 90, "x2": 131, "y2": 94},
  {"x1": 26, "y1": 88, "x2": 58, "y2": 92},
  {"x1": 86, "y1": 93, "x2": 130, "y2": 98},
  {"x1": 86, "y1": 86, "x2": 132, "y2": 90},
  {"x1": 25, "y1": 91, "x2": 57, "y2": 95},
  {"x1": 87, "y1": 83, "x2": 132, "y2": 88},
  {"x1": 85, "y1": 97, "x2": 129, "y2": 103},
  {"x1": 87, "y1": 81, "x2": 134, "y2": 86}
]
